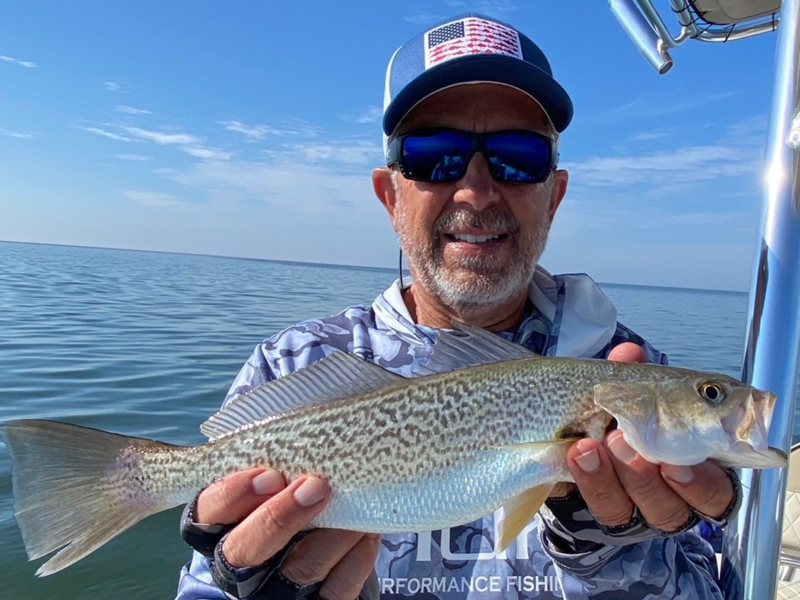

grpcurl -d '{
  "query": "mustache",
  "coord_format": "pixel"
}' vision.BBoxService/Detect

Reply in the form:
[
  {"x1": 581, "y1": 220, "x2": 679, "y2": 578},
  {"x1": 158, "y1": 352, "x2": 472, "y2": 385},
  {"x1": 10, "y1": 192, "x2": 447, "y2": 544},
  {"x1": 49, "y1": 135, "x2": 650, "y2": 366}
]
[{"x1": 434, "y1": 208, "x2": 520, "y2": 235}]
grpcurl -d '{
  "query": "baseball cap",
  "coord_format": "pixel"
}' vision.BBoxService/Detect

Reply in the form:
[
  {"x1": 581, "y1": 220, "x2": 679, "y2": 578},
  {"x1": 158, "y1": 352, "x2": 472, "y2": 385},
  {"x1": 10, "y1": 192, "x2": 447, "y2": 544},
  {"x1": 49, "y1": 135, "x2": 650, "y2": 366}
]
[{"x1": 382, "y1": 13, "x2": 573, "y2": 136}]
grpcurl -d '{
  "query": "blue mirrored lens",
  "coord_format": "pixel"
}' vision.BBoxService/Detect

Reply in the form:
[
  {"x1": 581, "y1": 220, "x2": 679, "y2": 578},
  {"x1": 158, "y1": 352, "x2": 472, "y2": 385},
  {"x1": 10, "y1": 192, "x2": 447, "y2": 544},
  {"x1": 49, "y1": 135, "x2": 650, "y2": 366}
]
[
  {"x1": 402, "y1": 131, "x2": 471, "y2": 181},
  {"x1": 399, "y1": 130, "x2": 552, "y2": 183},
  {"x1": 485, "y1": 132, "x2": 550, "y2": 183}
]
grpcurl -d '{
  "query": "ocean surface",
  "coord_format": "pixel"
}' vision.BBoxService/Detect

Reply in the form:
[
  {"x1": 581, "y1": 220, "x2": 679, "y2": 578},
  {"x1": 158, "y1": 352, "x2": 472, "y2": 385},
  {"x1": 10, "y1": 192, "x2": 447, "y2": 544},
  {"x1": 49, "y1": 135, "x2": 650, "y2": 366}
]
[{"x1": 0, "y1": 240, "x2": 795, "y2": 599}]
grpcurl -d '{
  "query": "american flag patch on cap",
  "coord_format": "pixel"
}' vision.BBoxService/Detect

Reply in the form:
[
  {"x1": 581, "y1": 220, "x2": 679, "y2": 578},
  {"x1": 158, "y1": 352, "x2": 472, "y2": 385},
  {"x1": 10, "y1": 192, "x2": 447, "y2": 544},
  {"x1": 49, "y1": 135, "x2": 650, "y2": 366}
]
[{"x1": 424, "y1": 17, "x2": 523, "y2": 70}]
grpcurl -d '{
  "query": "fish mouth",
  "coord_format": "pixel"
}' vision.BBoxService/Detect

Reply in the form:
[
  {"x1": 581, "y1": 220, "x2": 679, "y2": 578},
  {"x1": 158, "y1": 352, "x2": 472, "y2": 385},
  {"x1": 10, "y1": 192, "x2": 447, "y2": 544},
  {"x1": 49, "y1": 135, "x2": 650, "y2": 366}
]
[
  {"x1": 768, "y1": 446, "x2": 789, "y2": 463},
  {"x1": 723, "y1": 443, "x2": 788, "y2": 468},
  {"x1": 718, "y1": 389, "x2": 787, "y2": 468},
  {"x1": 720, "y1": 389, "x2": 775, "y2": 442},
  {"x1": 755, "y1": 389, "x2": 778, "y2": 426}
]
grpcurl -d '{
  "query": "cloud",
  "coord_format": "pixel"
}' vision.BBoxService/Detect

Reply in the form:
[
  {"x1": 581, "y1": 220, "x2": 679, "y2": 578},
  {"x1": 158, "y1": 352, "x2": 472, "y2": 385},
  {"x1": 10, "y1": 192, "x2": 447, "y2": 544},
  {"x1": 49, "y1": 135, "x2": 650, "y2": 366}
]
[
  {"x1": 589, "y1": 91, "x2": 739, "y2": 123},
  {"x1": 221, "y1": 120, "x2": 278, "y2": 140},
  {"x1": 0, "y1": 55, "x2": 39, "y2": 68},
  {"x1": 124, "y1": 190, "x2": 189, "y2": 209},
  {"x1": 565, "y1": 117, "x2": 764, "y2": 188},
  {"x1": 659, "y1": 211, "x2": 753, "y2": 226},
  {"x1": 115, "y1": 154, "x2": 153, "y2": 161},
  {"x1": 626, "y1": 129, "x2": 673, "y2": 143},
  {"x1": 117, "y1": 126, "x2": 232, "y2": 161},
  {"x1": 156, "y1": 151, "x2": 374, "y2": 214},
  {"x1": 104, "y1": 81, "x2": 121, "y2": 91},
  {"x1": 116, "y1": 105, "x2": 152, "y2": 115},
  {"x1": 340, "y1": 106, "x2": 383, "y2": 124},
  {"x1": 724, "y1": 114, "x2": 769, "y2": 145},
  {"x1": 549, "y1": 113, "x2": 767, "y2": 259},
  {"x1": 279, "y1": 140, "x2": 382, "y2": 165},
  {"x1": 84, "y1": 120, "x2": 379, "y2": 228},
  {"x1": 181, "y1": 146, "x2": 232, "y2": 160},
  {"x1": 122, "y1": 126, "x2": 201, "y2": 146},
  {"x1": 558, "y1": 202, "x2": 756, "y2": 235},
  {"x1": 0, "y1": 128, "x2": 37, "y2": 139},
  {"x1": 80, "y1": 126, "x2": 133, "y2": 142},
  {"x1": 81, "y1": 122, "x2": 232, "y2": 162},
  {"x1": 221, "y1": 119, "x2": 321, "y2": 140},
  {"x1": 565, "y1": 144, "x2": 751, "y2": 187}
]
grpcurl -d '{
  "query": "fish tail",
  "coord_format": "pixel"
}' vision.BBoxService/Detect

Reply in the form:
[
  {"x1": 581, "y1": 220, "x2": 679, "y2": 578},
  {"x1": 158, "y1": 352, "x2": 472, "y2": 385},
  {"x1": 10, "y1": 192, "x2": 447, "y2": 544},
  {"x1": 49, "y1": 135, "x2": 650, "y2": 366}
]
[{"x1": 1, "y1": 419, "x2": 178, "y2": 576}]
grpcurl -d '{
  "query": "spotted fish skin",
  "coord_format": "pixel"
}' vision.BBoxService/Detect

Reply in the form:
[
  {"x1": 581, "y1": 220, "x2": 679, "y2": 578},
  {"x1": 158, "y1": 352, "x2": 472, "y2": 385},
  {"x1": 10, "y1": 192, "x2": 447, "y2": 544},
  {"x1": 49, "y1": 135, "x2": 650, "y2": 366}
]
[
  {"x1": 123, "y1": 356, "x2": 775, "y2": 531},
  {"x1": 1, "y1": 348, "x2": 784, "y2": 576}
]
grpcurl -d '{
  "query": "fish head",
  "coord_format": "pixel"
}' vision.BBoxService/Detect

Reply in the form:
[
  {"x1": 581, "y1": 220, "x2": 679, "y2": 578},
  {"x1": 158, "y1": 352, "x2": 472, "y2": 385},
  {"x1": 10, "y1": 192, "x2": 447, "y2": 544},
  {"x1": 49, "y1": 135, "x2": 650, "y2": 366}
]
[{"x1": 593, "y1": 372, "x2": 786, "y2": 469}]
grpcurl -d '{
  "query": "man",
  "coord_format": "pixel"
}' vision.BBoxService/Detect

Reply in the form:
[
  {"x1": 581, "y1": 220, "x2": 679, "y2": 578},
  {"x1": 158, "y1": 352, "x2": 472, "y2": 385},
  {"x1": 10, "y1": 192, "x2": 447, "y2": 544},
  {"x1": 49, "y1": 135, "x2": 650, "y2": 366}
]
[{"x1": 176, "y1": 13, "x2": 739, "y2": 600}]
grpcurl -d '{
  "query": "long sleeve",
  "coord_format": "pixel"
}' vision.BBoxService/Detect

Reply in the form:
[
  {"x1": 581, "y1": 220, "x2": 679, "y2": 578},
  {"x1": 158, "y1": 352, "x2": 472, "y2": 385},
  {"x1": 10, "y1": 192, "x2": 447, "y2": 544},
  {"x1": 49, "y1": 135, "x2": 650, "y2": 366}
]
[
  {"x1": 546, "y1": 529, "x2": 722, "y2": 600},
  {"x1": 176, "y1": 553, "x2": 230, "y2": 600}
]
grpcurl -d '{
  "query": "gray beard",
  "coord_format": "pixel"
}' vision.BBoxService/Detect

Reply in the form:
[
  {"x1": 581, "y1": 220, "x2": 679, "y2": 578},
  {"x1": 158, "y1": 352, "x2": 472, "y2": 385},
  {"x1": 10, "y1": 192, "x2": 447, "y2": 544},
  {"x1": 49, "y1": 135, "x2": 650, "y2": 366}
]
[{"x1": 396, "y1": 204, "x2": 549, "y2": 317}]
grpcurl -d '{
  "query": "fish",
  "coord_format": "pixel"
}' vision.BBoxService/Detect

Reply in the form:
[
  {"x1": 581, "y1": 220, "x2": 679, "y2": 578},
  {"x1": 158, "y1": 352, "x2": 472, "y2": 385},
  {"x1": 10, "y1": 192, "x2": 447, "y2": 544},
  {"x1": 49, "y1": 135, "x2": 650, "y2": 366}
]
[{"x1": 0, "y1": 323, "x2": 786, "y2": 577}]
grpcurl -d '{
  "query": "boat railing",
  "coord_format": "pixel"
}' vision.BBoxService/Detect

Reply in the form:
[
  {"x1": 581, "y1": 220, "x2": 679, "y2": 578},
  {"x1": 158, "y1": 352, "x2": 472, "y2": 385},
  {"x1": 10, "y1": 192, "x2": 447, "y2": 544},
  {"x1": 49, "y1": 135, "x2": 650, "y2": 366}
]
[{"x1": 608, "y1": 2, "x2": 797, "y2": 600}]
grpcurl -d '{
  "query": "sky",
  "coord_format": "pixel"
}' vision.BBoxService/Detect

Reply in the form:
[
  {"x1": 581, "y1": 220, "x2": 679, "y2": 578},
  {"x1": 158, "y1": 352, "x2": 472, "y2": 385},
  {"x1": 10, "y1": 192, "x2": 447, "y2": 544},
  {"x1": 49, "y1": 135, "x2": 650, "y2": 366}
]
[{"x1": 0, "y1": 1, "x2": 782, "y2": 291}]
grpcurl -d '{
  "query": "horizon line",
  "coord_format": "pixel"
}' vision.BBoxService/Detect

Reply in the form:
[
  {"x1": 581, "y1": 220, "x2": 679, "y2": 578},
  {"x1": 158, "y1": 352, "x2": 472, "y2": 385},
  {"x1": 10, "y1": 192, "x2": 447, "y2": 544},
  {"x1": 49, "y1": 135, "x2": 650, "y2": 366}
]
[{"x1": 0, "y1": 238, "x2": 747, "y2": 295}]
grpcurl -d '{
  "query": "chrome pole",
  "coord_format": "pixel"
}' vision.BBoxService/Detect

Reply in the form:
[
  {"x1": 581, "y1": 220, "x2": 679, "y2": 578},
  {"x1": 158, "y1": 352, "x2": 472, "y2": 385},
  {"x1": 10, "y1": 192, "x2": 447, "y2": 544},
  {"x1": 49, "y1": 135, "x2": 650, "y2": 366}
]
[
  {"x1": 608, "y1": 0, "x2": 673, "y2": 73},
  {"x1": 692, "y1": 19, "x2": 779, "y2": 43},
  {"x1": 632, "y1": 0, "x2": 679, "y2": 47},
  {"x1": 721, "y1": 0, "x2": 800, "y2": 598}
]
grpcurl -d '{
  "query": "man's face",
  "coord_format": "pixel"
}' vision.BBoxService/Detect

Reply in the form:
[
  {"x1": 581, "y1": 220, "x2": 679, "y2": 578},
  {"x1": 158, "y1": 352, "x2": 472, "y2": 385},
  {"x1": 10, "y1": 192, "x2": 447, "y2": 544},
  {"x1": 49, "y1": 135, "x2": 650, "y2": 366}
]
[{"x1": 376, "y1": 84, "x2": 568, "y2": 315}]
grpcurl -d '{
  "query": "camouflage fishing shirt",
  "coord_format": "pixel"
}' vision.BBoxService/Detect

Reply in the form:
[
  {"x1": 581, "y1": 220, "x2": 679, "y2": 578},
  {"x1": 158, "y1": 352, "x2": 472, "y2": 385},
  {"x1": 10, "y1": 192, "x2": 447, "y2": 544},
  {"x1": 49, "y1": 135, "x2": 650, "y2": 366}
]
[{"x1": 175, "y1": 267, "x2": 723, "y2": 600}]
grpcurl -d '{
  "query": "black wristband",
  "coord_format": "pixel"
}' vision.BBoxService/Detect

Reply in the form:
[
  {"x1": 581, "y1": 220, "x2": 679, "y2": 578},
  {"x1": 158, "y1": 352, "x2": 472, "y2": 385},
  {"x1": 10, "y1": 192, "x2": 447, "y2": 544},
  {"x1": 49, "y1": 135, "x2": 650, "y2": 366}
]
[
  {"x1": 180, "y1": 491, "x2": 231, "y2": 558},
  {"x1": 265, "y1": 572, "x2": 324, "y2": 600},
  {"x1": 209, "y1": 531, "x2": 311, "y2": 600},
  {"x1": 210, "y1": 532, "x2": 280, "y2": 599},
  {"x1": 653, "y1": 512, "x2": 701, "y2": 537},
  {"x1": 597, "y1": 506, "x2": 651, "y2": 538}
]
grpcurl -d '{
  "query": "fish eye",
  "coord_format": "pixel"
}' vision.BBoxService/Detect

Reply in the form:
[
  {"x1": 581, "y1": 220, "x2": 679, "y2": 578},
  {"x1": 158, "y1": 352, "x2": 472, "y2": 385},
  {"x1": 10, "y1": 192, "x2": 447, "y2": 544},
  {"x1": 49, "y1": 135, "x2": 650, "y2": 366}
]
[{"x1": 698, "y1": 381, "x2": 726, "y2": 405}]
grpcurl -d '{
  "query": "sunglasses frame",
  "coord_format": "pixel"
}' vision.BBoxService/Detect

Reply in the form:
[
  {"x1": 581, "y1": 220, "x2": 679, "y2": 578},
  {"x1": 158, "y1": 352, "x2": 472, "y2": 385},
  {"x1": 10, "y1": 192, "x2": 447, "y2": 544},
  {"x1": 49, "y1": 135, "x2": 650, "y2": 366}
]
[{"x1": 386, "y1": 128, "x2": 558, "y2": 185}]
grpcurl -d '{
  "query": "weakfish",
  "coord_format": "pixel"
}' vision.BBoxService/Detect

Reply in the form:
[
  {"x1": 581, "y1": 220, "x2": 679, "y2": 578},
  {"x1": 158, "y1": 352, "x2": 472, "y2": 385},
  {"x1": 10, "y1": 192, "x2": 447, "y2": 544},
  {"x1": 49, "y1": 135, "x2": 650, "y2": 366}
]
[{"x1": 0, "y1": 323, "x2": 787, "y2": 577}]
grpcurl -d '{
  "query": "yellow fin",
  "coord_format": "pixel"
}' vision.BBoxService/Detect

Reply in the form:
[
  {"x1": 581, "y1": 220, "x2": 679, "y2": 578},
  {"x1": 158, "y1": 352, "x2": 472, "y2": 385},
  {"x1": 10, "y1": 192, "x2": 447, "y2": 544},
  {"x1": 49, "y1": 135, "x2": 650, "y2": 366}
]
[{"x1": 496, "y1": 484, "x2": 554, "y2": 552}]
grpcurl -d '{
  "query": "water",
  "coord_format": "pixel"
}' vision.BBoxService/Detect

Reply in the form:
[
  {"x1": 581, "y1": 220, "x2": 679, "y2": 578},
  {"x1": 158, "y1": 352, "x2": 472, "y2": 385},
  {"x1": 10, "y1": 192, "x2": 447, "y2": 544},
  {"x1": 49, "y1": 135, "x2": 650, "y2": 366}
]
[{"x1": 0, "y1": 240, "x2": 793, "y2": 599}]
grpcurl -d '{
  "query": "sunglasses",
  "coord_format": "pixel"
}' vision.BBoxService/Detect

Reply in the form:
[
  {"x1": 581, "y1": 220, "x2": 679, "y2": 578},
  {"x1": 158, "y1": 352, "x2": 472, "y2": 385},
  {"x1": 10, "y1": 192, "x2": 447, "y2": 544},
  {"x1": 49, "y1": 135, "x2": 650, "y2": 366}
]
[{"x1": 386, "y1": 128, "x2": 557, "y2": 184}]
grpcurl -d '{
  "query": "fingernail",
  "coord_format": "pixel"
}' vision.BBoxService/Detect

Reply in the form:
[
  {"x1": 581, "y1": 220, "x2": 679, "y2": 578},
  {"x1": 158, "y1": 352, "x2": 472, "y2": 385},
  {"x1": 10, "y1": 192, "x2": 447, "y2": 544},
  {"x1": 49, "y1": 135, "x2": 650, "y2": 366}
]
[
  {"x1": 252, "y1": 469, "x2": 285, "y2": 495},
  {"x1": 607, "y1": 433, "x2": 637, "y2": 464},
  {"x1": 293, "y1": 477, "x2": 326, "y2": 507},
  {"x1": 662, "y1": 464, "x2": 694, "y2": 484},
  {"x1": 574, "y1": 448, "x2": 600, "y2": 473}
]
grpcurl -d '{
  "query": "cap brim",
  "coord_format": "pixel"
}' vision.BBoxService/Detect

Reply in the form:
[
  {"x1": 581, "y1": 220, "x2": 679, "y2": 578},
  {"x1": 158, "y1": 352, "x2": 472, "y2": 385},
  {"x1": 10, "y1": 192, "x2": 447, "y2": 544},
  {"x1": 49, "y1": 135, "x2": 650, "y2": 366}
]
[{"x1": 383, "y1": 54, "x2": 573, "y2": 136}]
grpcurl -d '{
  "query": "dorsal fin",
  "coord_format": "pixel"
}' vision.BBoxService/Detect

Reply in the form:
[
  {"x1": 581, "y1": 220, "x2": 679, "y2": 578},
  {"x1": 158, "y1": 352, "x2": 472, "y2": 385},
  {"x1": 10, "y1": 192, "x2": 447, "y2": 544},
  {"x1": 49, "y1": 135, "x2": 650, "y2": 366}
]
[
  {"x1": 200, "y1": 352, "x2": 404, "y2": 440},
  {"x1": 416, "y1": 320, "x2": 539, "y2": 376}
]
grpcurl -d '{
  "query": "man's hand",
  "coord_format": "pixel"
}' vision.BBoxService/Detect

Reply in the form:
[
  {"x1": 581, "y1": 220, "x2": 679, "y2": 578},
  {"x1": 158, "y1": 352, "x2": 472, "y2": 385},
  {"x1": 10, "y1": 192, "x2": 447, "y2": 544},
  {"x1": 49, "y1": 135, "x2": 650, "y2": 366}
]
[
  {"x1": 566, "y1": 342, "x2": 735, "y2": 533},
  {"x1": 195, "y1": 468, "x2": 380, "y2": 600}
]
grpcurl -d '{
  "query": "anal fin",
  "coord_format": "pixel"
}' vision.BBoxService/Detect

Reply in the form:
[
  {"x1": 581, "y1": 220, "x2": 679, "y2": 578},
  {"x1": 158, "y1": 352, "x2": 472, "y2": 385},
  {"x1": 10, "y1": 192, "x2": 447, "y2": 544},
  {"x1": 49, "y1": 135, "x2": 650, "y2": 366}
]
[{"x1": 496, "y1": 484, "x2": 553, "y2": 552}]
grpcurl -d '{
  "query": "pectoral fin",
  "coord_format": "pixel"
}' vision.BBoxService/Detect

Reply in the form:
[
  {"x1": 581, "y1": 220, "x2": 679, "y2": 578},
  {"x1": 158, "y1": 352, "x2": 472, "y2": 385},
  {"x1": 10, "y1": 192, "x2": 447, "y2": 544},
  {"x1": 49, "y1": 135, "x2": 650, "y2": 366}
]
[
  {"x1": 498, "y1": 438, "x2": 581, "y2": 450},
  {"x1": 496, "y1": 484, "x2": 553, "y2": 552}
]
